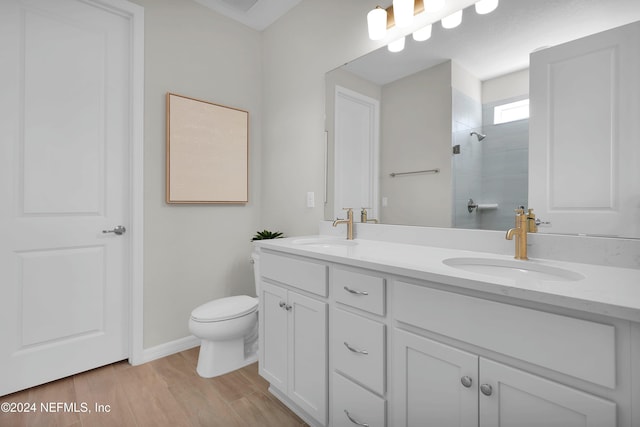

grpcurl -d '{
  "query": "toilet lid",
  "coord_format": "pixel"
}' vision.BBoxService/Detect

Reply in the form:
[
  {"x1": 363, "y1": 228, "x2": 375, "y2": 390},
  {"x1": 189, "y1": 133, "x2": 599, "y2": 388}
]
[{"x1": 191, "y1": 295, "x2": 258, "y2": 322}]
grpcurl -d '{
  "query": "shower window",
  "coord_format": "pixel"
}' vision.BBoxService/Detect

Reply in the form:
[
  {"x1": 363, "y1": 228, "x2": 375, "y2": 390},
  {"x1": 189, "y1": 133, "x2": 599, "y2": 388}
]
[{"x1": 493, "y1": 99, "x2": 529, "y2": 124}]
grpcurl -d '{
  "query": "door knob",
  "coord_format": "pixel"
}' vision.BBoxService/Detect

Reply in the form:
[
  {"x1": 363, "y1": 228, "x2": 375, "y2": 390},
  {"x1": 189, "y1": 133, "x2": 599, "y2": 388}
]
[{"x1": 102, "y1": 225, "x2": 126, "y2": 235}]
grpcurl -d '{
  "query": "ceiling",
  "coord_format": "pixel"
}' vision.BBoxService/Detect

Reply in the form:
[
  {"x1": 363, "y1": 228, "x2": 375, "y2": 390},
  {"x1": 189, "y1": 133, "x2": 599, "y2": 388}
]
[
  {"x1": 193, "y1": 0, "x2": 302, "y2": 31},
  {"x1": 343, "y1": 0, "x2": 640, "y2": 85}
]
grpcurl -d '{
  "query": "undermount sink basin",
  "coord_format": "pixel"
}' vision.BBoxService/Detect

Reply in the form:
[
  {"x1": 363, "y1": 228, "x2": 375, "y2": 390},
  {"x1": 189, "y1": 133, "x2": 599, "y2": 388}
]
[
  {"x1": 443, "y1": 257, "x2": 585, "y2": 282},
  {"x1": 292, "y1": 237, "x2": 358, "y2": 248}
]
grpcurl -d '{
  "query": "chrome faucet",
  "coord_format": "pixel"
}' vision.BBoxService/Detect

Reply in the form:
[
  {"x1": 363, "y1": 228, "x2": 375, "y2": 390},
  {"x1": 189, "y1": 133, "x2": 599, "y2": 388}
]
[
  {"x1": 333, "y1": 208, "x2": 354, "y2": 240},
  {"x1": 505, "y1": 208, "x2": 537, "y2": 260}
]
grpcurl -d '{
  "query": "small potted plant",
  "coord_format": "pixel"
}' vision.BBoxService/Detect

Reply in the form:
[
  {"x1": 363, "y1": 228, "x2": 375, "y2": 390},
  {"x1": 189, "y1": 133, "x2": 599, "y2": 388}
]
[{"x1": 251, "y1": 230, "x2": 284, "y2": 241}]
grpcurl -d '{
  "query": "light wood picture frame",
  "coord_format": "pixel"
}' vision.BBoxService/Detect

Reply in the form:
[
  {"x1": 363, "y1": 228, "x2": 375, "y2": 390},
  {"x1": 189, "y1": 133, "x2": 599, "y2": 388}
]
[{"x1": 166, "y1": 93, "x2": 249, "y2": 204}]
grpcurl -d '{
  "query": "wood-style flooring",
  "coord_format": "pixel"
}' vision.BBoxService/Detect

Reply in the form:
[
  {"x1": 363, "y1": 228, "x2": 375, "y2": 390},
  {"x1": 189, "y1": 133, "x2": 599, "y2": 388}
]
[{"x1": 0, "y1": 348, "x2": 307, "y2": 427}]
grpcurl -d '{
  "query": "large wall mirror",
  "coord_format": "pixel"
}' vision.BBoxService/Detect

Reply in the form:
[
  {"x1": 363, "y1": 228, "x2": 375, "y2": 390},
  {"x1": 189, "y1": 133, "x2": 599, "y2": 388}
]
[{"x1": 325, "y1": 0, "x2": 640, "y2": 237}]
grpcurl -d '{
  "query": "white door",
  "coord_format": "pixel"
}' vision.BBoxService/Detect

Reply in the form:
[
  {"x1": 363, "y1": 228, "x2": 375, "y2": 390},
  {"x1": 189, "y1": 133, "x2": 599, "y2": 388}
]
[
  {"x1": 0, "y1": 0, "x2": 136, "y2": 396},
  {"x1": 479, "y1": 358, "x2": 616, "y2": 427},
  {"x1": 288, "y1": 291, "x2": 327, "y2": 425},
  {"x1": 392, "y1": 330, "x2": 478, "y2": 427},
  {"x1": 529, "y1": 21, "x2": 640, "y2": 237},
  {"x1": 258, "y1": 282, "x2": 288, "y2": 390},
  {"x1": 334, "y1": 86, "x2": 380, "y2": 220}
]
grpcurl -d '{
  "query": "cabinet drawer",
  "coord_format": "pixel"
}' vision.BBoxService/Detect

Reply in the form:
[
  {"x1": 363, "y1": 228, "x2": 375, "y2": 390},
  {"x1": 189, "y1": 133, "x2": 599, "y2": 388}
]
[
  {"x1": 394, "y1": 281, "x2": 616, "y2": 389},
  {"x1": 260, "y1": 252, "x2": 328, "y2": 297},
  {"x1": 333, "y1": 267, "x2": 385, "y2": 315},
  {"x1": 333, "y1": 308, "x2": 385, "y2": 395},
  {"x1": 333, "y1": 372, "x2": 385, "y2": 427}
]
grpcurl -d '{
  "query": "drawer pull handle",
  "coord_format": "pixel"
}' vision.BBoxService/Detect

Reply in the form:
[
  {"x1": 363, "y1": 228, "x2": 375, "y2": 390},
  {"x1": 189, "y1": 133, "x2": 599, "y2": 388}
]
[
  {"x1": 344, "y1": 410, "x2": 369, "y2": 427},
  {"x1": 480, "y1": 384, "x2": 493, "y2": 396},
  {"x1": 344, "y1": 286, "x2": 368, "y2": 296},
  {"x1": 344, "y1": 341, "x2": 368, "y2": 355}
]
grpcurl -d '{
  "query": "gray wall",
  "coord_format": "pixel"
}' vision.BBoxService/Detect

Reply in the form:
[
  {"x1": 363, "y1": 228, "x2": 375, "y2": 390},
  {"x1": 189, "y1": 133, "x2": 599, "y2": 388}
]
[
  {"x1": 380, "y1": 61, "x2": 453, "y2": 226},
  {"x1": 132, "y1": 0, "x2": 262, "y2": 349}
]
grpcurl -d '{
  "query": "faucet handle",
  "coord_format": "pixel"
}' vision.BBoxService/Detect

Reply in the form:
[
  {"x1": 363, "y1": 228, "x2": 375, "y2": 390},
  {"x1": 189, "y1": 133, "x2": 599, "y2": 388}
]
[{"x1": 526, "y1": 208, "x2": 538, "y2": 233}]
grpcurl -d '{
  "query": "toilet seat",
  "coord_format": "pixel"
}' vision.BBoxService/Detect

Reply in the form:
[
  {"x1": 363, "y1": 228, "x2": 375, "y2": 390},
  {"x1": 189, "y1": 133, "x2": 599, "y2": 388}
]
[{"x1": 190, "y1": 295, "x2": 258, "y2": 323}]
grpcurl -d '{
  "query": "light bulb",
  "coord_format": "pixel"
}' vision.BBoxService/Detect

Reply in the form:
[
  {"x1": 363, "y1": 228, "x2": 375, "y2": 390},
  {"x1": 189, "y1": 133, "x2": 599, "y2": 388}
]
[
  {"x1": 475, "y1": 0, "x2": 498, "y2": 14},
  {"x1": 441, "y1": 10, "x2": 462, "y2": 29},
  {"x1": 412, "y1": 24, "x2": 432, "y2": 42},
  {"x1": 388, "y1": 36, "x2": 405, "y2": 53},
  {"x1": 367, "y1": 7, "x2": 388, "y2": 40},
  {"x1": 392, "y1": 0, "x2": 414, "y2": 28},
  {"x1": 423, "y1": 0, "x2": 444, "y2": 13}
]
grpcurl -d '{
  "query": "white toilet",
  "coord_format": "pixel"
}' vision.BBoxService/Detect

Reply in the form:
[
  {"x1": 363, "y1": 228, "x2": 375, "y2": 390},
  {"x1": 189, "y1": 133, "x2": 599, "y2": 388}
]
[{"x1": 188, "y1": 250, "x2": 261, "y2": 378}]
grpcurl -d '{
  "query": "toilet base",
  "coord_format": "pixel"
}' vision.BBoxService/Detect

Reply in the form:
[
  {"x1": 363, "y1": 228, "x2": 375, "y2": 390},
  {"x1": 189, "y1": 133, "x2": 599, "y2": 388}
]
[{"x1": 195, "y1": 336, "x2": 258, "y2": 378}]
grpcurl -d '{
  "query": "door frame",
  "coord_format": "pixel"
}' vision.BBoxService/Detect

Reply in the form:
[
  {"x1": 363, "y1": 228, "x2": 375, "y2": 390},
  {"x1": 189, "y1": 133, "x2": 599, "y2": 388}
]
[{"x1": 90, "y1": 0, "x2": 145, "y2": 366}]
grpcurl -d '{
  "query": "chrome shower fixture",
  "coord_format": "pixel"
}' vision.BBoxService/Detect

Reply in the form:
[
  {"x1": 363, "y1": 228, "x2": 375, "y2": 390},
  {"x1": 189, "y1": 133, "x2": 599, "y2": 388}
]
[{"x1": 470, "y1": 131, "x2": 486, "y2": 141}]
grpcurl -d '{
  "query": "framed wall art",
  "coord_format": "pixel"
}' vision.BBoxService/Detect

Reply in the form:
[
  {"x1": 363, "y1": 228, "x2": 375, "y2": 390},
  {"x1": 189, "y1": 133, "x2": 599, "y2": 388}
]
[{"x1": 166, "y1": 92, "x2": 248, "y2": 203}]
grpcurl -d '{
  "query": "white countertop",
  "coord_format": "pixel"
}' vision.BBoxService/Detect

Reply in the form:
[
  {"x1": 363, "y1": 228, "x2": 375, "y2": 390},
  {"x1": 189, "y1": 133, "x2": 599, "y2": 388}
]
[{"x1": 255, "y1": 236, "x2": 640, "y2": 322}]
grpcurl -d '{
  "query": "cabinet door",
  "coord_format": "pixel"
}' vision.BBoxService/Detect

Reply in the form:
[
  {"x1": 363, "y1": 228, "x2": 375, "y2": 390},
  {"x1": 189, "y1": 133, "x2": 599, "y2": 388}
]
[
  {"x1": 479, "y1": 359, "x2": 616, "y2": 427},
  {"x1": 529, "y1": 21, "x2": 640, "y2": 237},
  {"x1": 392, "y1": 330, "x2": 478, "y2": 427},
  {"x1": 259, "y1": 282, "x2": 288, "y2": 390},
  {"x1": 288, "y1": 291, "x2": 328, "y2": 425}
]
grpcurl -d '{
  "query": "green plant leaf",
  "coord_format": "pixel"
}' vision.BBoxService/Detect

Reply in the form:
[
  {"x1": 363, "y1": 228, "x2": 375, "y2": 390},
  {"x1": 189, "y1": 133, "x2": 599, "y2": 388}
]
[{"x1": 251, "y1": 230, "x2": 284, "y2": 241}]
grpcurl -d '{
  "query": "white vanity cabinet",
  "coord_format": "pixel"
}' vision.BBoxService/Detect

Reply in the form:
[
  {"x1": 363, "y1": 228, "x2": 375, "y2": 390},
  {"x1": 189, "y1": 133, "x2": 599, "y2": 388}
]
[
  {"x1": 393, "y1": 329, "x2": 616, "y2": 427},
  {"x1": 255, "y1": 242, "x2": 639, "y2": 427},
  {"x1": 258, "y1": 251, "x2": 329, "y2": 426},
  {"x1": 392, "y1": 280, "x2": 618, "y2": 427}
]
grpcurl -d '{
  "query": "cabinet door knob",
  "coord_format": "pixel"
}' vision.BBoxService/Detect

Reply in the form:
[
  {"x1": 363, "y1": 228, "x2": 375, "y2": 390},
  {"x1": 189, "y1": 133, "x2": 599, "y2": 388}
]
[
  {"x1": 344, "y1": 409, "x2": 369, "y2": 427},
  {"x1": 344, "y1": 341, "x2": 369, "y2": 355},
  {"x1": 480, "y1": 384, "x2": 493, "y2": 396},
  {"x1": 279, "y1": 301, "x2": 286, "y2": 309},
  {"x1": 460, "y1": 376, "x2": 473, "y2": 388},
  {"x1": 344, "y1": 286, "x2": 368, "y2": 296}
]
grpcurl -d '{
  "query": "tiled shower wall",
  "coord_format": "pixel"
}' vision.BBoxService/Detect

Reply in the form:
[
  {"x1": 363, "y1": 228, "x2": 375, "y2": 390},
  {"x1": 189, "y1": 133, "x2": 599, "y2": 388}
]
[
  {"x1": 478, "y1": 96, "x2": 528, "y2": 230},
  {"x1": 452, "y1": 89, "x2": 482, "y2": 229},
  {"x1": 452, "y1": 91, "x2": 529, "y2": 231}
]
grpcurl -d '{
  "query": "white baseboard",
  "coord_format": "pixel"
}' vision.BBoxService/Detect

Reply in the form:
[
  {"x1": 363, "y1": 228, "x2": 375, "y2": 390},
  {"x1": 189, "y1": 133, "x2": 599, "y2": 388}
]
[{"x1": 135, "y1": 335, "x2": 200, "y2": 365}]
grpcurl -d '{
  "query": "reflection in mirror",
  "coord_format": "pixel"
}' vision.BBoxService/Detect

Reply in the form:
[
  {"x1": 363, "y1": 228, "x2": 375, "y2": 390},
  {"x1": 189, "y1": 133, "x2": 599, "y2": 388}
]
[{"x1": 324, "y1": 0, "x2": 640, "y2": 235}]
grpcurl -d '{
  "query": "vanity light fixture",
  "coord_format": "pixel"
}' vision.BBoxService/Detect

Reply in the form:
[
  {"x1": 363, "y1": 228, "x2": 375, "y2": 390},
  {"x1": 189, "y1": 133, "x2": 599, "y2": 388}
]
[
  {"x1": 441, "y1": 9, "x2": 463, "y2": 29},
  {"x1": 475, "y1": 0, "x2": 498, "y2": 15},
  {"x1": 388, "y1": 36, "x2": 406, "y2": 52},
  {"x1": 393, "y1": 0, "x2": 415, "y2": 28},
  {"x1": 366, "y1": 0, "x2": 499, "y2": 51},
  {"x1": 412, "y1": 23, "x2": 432, "y2": 41},
  {"x1": 423, "y1": 0, "x2": 444, "y2": 13},
  {"x1": 367, "y1": 6, "x2": 388, "y2": 40}
]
